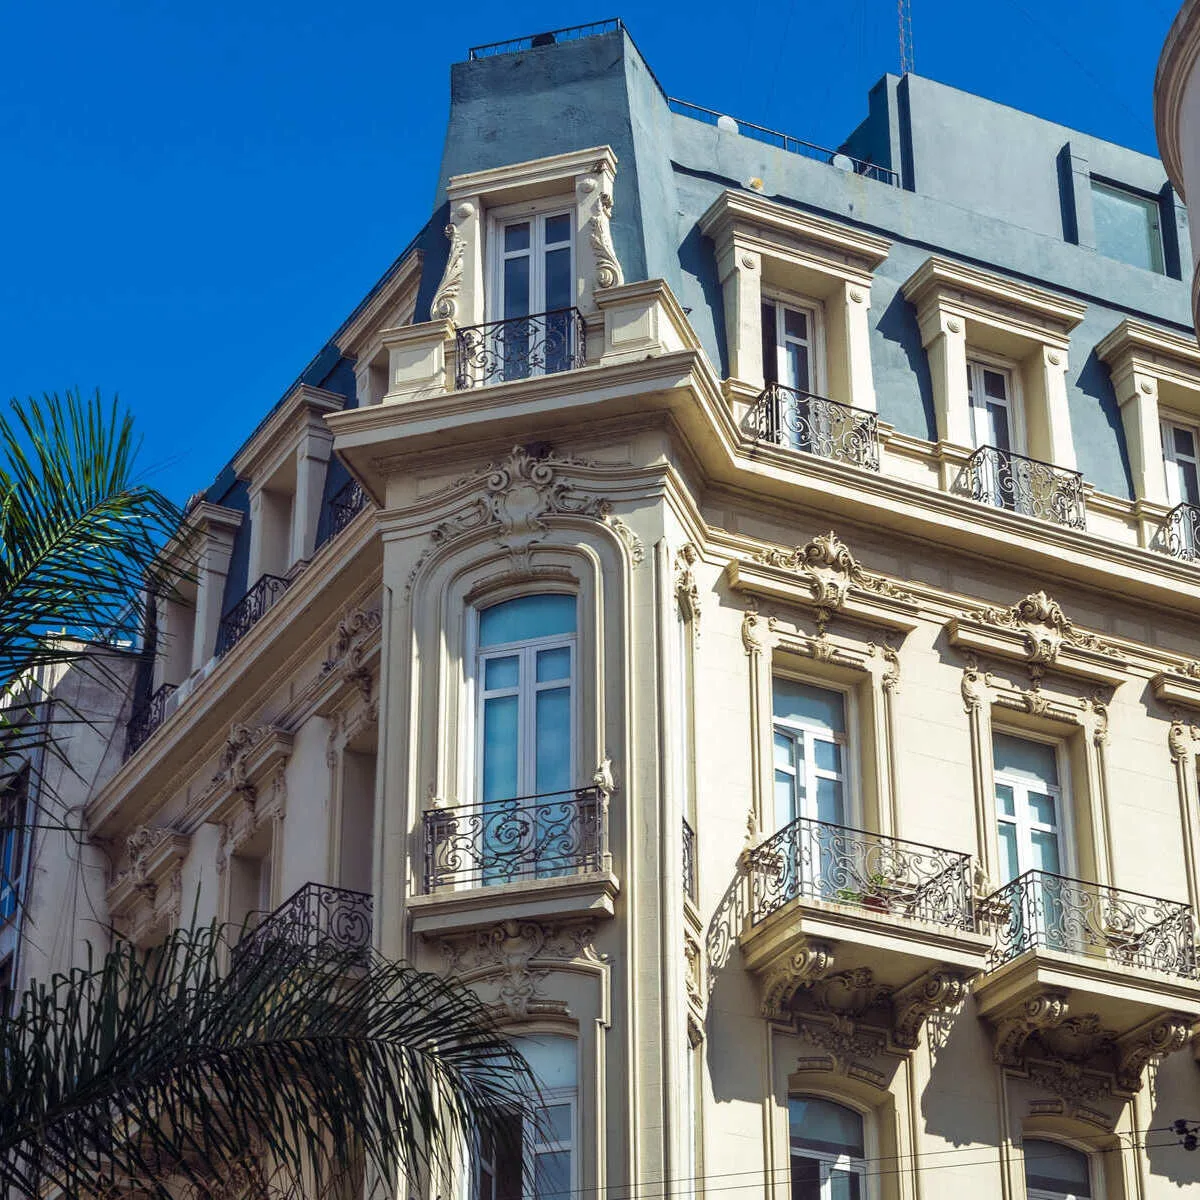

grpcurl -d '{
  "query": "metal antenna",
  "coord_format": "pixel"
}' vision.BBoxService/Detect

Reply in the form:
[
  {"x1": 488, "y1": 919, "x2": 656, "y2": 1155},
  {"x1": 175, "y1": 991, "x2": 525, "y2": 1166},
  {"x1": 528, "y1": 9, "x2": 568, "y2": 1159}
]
[{"x1": 898, "y1": 0, "x2": 914, "y2": 74}]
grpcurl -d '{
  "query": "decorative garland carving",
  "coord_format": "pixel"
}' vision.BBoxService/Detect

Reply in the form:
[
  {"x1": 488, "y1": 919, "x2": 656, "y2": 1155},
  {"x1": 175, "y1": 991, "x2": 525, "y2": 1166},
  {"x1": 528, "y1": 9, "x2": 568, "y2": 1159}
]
[
  {"x1": 977, "y1": 591, "x2": 1123, "y2": 666},
  {"x1": 440, "y1": 918, "x2": 606, "y2": 1020},
  {"x1": 404, "y1": 445, "x2": 640, "y2": 596},
  {"x1": 589, "y1": 190, "x2": 624, "y2": 290},
  {"x1": 754, "y1": 531, "x2": 916, "y2": 634},
  {"x1": 430, "y1": 223, "x2": 465, "y2": 322}
]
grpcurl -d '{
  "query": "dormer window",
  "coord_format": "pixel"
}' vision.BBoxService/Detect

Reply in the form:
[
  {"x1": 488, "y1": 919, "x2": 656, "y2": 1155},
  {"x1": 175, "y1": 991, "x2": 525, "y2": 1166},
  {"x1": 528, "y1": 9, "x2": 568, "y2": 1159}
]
[
  {"x1": 967, "y1": 359, "x2": 1020, "y2": 453},
  {"x1": 492, "y1": 207, "x2": 575, "y2": 323},
  {"x1": 1162, "y1": 417, "x2": 1200, "y2": 507},
  {"x1": 761, "y1": 298, "x2": 822, "y2": 394}
]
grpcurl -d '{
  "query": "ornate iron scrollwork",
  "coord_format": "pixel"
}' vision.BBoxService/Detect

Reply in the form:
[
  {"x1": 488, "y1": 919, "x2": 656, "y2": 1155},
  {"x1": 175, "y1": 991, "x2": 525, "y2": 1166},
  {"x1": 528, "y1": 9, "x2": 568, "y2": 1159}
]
[
  {"x1": 215, "y1": 572, "x2": 296, "y2": 657},
  {"x1": 749, "y1": 383, "x2": 880, "y2": 471},
  {"x1": 1162, "y1": 502, "x2": 1200, "y2": 561},
  {"x1": 327, "y1": 478, "x2": 369, "y2": 541},
  {"x1": 966, "y1": 445, "x2": 1086, "y2": 529},
  {"x1": 455, "y1": 308, "x2": 587, "y2": 390},
  {"x1": 235, "y1": 882, "x2": 373, "y2": 965},
  {"x1": 124, "y1": 682, "x2": 178, "y2": 759}
]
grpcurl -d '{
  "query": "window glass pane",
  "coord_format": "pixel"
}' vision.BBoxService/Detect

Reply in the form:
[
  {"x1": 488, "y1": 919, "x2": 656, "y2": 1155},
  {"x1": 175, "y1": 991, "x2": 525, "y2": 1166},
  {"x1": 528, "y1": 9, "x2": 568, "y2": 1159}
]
[
  {"x1": 534, "y1": 1150, "x2": 570, "y2": 1200},
  {"x1": 789, "y1": 1155, "x2": 822, "y2": 1200},
  {"x1": 775, "y1": 771, "x2": 797, "y2": 826},
  {"x1": 785, "y1": 342, "x2": 811, "y2": 393},
  {"x1": 993, "y1": 733, "x2": 1059, "y2": 787},
  {"x1": 815, "y1": 776, "x2": 845, "y2": 825},
  {"x1": 829, "y1": 1171, "x2": 861, "y2": 1200},
  {"x1": 1027, "y1": 790, "x2": 1058, "y2": 827},
  {"x1": 998, "y1": 822, "x2": 1020, "y2": 882},
  {"x1": 484, "y1": 655, "x2": 520, "y2": 691},
  {"x1": 482, "y1": 696, "x2": 519, "y2": 803},
  {"x1": 788, "y1": 1096, "x2": 864, "y2": 1156},
  {"x1": 774, "y1": 731, "x2": 795, "y2": 770},
  {"x1": 814, "y1": 739, "x2": 842, "y2": 775},
  {"x1": 535, "y1": 687, "x2": 571, "y2": 793},
  {"x1": 783, "y1": 307, "x2": 808, "y2": 340},
  {"x1": 1091, "y1": 180, "x2": 1163, "y2": 274},
  {"x1": 1024, "y1": 1139, "x2": 1091, "y2": 1195},
  {"x1": 996, "y1": 783, "x2": 1016, "y2": 817},
  {"x1": 983, "y1": 369, "x2": 1008, "y2": 401},
  {"x1": 504, "y1": 222, "x2": 531, "y2": 253},
  {"x1": 1031, "y1": 829, "x2": 1062, "y2": 874},
  {"x1": 1174, "y1": 426, "x2": 1196, "y2": 458},
  {"x1": 503, "y1": 255, "x2": 530, "y2": 319},
  {"x1": 544, "y1": 246, "x2": 572, "y2": 311},
  {"x1": 543, "y1": 213, "x2": 572, "y2": 245},
  {"x1": 1185, "y1": 463, "x2": 1200, "y2": 506},
  {"x1": 536, "y1": 647, "x2": 571, "y2": 683},
  {"x1": 512, "y1": 1035, "x2": 577, "y2": 1090},
  {"x1": 540, "y1": 1103, "x2": 573, "y2": 1144},
  {"x1": 773, "y1": 680, "x2": 846, "y2": 734},
  {"x1": 481, "y1": 595, "x2": 576, "y2": 647},
  {"x1": 986, "y1": 400, "x2": 1012, "y2": 451},
  {"x1": 761, "y1": 302, "x2": 779, "y2": 385}
]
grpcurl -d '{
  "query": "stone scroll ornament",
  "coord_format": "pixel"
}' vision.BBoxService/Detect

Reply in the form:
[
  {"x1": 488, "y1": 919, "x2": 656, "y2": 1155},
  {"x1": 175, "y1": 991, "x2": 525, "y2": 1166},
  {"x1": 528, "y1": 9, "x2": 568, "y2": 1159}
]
[{"x1": 589, "y1": 190, "x2": 624, "y2": 290}]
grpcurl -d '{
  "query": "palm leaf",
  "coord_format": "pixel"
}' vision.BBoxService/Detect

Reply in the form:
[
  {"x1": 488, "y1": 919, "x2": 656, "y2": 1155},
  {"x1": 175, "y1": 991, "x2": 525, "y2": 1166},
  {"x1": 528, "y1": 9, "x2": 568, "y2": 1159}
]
[{"x1": 0, "y1": 924, "x2": 534, "y2": 1198}]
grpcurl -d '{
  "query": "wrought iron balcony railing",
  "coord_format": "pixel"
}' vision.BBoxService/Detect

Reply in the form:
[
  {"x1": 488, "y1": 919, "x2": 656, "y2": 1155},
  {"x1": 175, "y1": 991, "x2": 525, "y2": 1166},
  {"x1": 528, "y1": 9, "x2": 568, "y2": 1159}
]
[
  {"x1": 749, "y1": 383, "x2": 880, "y2": 470},
  {"x1": 683, "y1": 817, "x2": 697, "y2": 901},
  {"x1": 124, "y1": 682, "x2": 177, "y2": 759},
  {"x1": 982, "y1": 869, "x2": 1197, "y2": 979},
  {"x1": 215, "y1": 571, "x2": 297, "y2": 657},
  {"x1": 1161, "y1": 502, "x2": 1200, "y2": 561},
  {"x1": 965, "y1": 445, "x2": 1086, "y2": 529},
  {"x1": 327, "y1": 478, "x2": 368, "y2": 541},
  {"x1": 423, "y1": 786, "x2": 609, "y2": 891},
  {"x1": 747, "y1": 815, "x2": 974, "y2": 931},
  {"x1": 235, "y1": 882, "x2": 373, "y2": 965},
  {"x1": 455, "y1": 308, "x2": 587, "y2": 390}
]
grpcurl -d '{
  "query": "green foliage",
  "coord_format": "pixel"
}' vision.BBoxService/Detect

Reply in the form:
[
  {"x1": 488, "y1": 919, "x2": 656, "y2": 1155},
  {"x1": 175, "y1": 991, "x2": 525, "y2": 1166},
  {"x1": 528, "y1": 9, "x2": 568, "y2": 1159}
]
[{"x1": 0, "y1": 923, "x2": 534, "y2": 1198}]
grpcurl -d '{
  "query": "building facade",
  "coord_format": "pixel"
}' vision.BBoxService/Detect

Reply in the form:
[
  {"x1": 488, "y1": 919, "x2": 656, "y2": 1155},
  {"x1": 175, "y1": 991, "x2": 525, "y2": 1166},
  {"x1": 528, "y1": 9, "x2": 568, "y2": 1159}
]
[{"x1": 12, "y1": 19, "x2": 1200, "y2": 1200}]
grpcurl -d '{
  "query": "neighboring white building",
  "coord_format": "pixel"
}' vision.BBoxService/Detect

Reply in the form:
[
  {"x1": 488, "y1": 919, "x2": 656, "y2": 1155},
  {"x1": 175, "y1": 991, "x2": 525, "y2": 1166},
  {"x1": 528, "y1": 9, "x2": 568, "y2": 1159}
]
[{"x1": 10, "y1": 18, "x2": 1200, "y2": 1200}]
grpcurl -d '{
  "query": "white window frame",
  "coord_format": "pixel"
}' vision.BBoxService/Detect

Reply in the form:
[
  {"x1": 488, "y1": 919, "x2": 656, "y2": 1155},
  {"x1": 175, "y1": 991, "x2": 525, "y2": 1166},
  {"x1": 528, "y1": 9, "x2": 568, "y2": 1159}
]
[
  {"x1": 787, "y1": 1094, "x2": 870, "y2": 1200},
  {"x1": 473, "y1": 598, "x2": 578, "y2": 805},
  {"x1": 771, "y1": 676, "x2": 857, "y2": 833},
  {"x1": 993, "y1": 731, "x2": 1075, "y2": 882},
  {"x1": 1089, "y1": 178, "x2": 1165, "y2": 276},
  {"x1": 1022, "y1": 1136, "x2": 1095, "y2": 1200},
  {"x1": 486, "y1": 198, "x2": 577, "y2": 323},
  {"x1": 763, "y1": 291, "x2": 826, "y2": 396},
  {"x1": 0, "y1": 775, "x2": 28, "y2": 928},
  {"x1": 966, "y1": 354, "x2": 1026, "y2": 455},
  {"x1": 1161, "y1": 411, "x2": 1200, "y2": 507}
]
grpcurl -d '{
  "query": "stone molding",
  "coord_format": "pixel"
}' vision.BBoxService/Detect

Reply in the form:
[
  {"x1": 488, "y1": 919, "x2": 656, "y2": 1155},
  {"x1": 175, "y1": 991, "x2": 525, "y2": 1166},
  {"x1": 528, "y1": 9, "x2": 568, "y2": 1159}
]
[
  {"x1": 204, "y1": 723, "x2": 293, "y2": 871},
  {"x1": 107, "y1": 825, "x2": 190, "y2": 944}
]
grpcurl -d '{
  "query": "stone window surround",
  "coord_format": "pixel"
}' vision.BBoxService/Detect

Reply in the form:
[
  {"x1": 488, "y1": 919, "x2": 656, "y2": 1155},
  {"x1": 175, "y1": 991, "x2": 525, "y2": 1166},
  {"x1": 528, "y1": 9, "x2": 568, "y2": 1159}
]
[
  {"x1": 430, "y1": 145, "x2": 623, "y2": 334},
  {"x1": 697, "y1": 189, "x2": 891, "y2": 415},
  {"x1": 900, "y1": 256, "x2": 1086, "y2": 474},
  {"x1": 232, "y1": 384, "x2": 345, "y2": 582},
  {"x1": 1095, "y1": 317, "x2": 1200, "y2": 511}
]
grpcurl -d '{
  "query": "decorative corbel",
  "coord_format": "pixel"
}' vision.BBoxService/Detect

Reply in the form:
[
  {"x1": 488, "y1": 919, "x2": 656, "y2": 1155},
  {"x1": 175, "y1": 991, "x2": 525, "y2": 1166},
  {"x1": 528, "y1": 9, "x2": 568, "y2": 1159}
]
[
  {"x1": 1114, "y1": 1012, "x2": 1195, "y2": 1094},
  {"x1": 990, "y1": 990, "x2": 1071, "y2": 1068},
  {"x1": 891, "y1": 968, "x2": 971, "y2": 1050},
  {"x1": 759, "y1": 938, "x2": 836, "y2": 1020}
]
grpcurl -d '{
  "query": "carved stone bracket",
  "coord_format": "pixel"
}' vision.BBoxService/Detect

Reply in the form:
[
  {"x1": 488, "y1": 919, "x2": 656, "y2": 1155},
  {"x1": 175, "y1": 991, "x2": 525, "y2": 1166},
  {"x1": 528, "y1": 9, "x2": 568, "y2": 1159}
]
[
  {"x1": 404, "y1": 445, "x2": 641, "y2": 595},
  {"x1": 759, "y1": 937, "x2": 836, "y2": 1020},
  {"x1": 991, "y1": 989, "x2": 1072, "y2": 1068},
  {"x1": 320, "y1": 606, "x2": 382, "y2": 703},
  {"x1": 579, "y1": 158, "x2": 624, "y2": 294},
  {"x1": 107, "y1": 825, "x2": 190, "y2": 944},
  {"x1": 205, "y1": 723, "x2": 293, "y2": 870},
  {"x1": 1114, "y1": 1012, "x2": 1195, "y2": 1093},
  {"x1": 430, "y1": 223, "x2": 465, "y2": 322},
  {"x1": 891, "y1": 968, "x2": 971, "y2": 1050},
  {"x1": 439, "y1": 918, "x2": 607, "y2": 1020}
]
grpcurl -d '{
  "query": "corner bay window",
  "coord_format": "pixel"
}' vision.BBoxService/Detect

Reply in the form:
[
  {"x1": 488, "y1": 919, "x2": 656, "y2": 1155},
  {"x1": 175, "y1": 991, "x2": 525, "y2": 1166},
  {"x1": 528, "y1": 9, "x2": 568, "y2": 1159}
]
[
  {"x1": 789, "y1": 1096, "x2": 866, "y2": 1200},
  {"x1": 476, "y1": 1035, "x2": 577, "y2": 1200},
  {"x1": 1023, "y1": 1139, "x2": 1091, "y2": 1200}
]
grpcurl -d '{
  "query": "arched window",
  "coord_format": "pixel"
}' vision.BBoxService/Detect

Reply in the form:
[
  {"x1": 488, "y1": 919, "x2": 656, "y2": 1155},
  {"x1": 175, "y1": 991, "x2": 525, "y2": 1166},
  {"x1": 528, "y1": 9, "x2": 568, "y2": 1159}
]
[
  {"x1": 476, "y1": 1034, "x2": 577, "y2": 1200},
  {"x1": 476, "y1": 594, "x2": 577, "y2": 802},
  {"x1": 788, "y1": 1096, "x2": 866, "y2": 1199},
  {"x1": 1023, "y1": 1139, "x2": 1092, "y2": 1200}
]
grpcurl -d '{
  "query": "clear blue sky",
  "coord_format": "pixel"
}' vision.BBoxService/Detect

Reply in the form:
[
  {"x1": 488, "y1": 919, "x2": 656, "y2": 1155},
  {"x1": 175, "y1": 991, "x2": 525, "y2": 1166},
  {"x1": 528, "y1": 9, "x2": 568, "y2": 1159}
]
[{"x1": 0, "y1": 0, "x2": 1180, "y2": 504}]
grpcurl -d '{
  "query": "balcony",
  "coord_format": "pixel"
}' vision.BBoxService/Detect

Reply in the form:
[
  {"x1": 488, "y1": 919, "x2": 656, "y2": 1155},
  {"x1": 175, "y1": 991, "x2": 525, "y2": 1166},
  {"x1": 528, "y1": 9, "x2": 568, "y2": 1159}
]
[
  {"x1": 235, "y1": 882, "x2": 373, "y2": 965},
  {"x1": 740, "y1": 817, "x2": 989, "y2": 1041},
  {"x1": 454, "y1": 308, "x2": 586, "y2": 390},
  {"x1": 124, "y1": 682, "x2": 177, "y2": 759},
  {"x1": 682, "y1": 817, "x2": 697, "y2": 901},
  {"x1": 326, "y1": 478, "x2": 369, "y2": 542},
  {"x1": 975, "y1": 871, "x2": 1200, "y2": 1081},
  {"x1": 965, "y1": 445, "x2": 1086, "y2": 529},
  {"x1": 1161, "y1": 501, "x2": 1200, "y2": 561},
  {"x1": 749, "y1": 383, "x2": 880, "y2": 471},
  {"x1": 411, "y1": 786, "x2": 617, "y2": 935},
  {"x1": 215, "y1": 571, "x2": 297, "y2": 657}
]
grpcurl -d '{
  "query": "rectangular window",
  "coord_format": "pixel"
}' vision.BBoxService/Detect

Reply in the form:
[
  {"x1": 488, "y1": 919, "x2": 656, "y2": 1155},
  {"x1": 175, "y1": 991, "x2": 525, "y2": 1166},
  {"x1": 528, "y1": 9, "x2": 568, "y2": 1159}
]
[
  {"x1": 761, "y1": 299, "x2": 819, "y2": 394},
  {"x1": 0, "y1": 773, "x2": 28, "y2": 927},
  {"x1": 772, "y1": 679, "x2": 848, "y2": 832},
  {"x1": 1090, "y1": 179, "x2": 1165, "y2": 275},
  {"x1": 967, "y1": 360, "x2": 1017, "y2": 453},
  {"x1": 1162, "y1": 418, "x2": 1200, "y2": 508}
]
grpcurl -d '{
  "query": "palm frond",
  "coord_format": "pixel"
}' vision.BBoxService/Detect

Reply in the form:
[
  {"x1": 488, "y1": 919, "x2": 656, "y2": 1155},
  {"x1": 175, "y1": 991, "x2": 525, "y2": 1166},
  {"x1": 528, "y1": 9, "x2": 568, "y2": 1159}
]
[
  {"x1": 0, "y1": 389, "x2": 181, "y2": 691},
  {"x1": 0, "y1": 924, "x2": 534, "y2": 1198}
]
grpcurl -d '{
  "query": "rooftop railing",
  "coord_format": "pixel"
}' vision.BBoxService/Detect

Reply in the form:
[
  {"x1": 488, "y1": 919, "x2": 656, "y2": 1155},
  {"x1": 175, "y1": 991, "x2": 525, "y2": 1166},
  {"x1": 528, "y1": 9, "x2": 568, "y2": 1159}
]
[
  {"x1": 747, "y1": 815, "x2": 974, "y2": 931},
  {"x1": 235, "y1": 882, "x2": 373, "y2": 966},
  {"x1": 668, "y1": 98, "x2": 900, "y2": 186},
  {"x1": 423, "y1": 786, "x2": 609, "y2": 891},
  {"x1": 1161, "y1": 501, "x2": 1200, "y2": 561},
  {"x1": 215, "y1": 571, "x2": 297, "y2": 658},
  {"x1": 469, "y1": 19, "x2": 624, "y2": 59},
  {"x1": 455, "y1": 308, "x2": 587, "y2": 390},
  {"x1": 749, "y1": 383, "x2": 880, "y2": 471},
  {"x1": 966, "y1": 445, "x2": 1086, "y2": 530},
  {"x1": 982, "y1": 869, "x2": 1196, "y2": 979},
  {"x1": 124, "y1": 682, "x2": 177, "y2": 759}
]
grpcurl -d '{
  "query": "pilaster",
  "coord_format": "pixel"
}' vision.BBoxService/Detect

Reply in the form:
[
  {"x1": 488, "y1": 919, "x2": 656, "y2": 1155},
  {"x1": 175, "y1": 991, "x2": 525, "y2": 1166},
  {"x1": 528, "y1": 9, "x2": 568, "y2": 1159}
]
[{"x1": 187, "y1": 503, "x2": 243, "y2": 671}]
